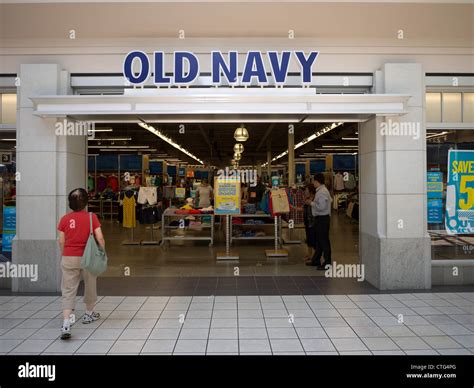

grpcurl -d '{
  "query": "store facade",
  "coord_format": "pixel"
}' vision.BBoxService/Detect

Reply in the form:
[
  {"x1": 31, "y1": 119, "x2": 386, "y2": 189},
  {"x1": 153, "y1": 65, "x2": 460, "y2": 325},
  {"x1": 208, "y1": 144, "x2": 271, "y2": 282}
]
[{"x1": 0, "y1": 1, "x2": 472, "y2": 293}]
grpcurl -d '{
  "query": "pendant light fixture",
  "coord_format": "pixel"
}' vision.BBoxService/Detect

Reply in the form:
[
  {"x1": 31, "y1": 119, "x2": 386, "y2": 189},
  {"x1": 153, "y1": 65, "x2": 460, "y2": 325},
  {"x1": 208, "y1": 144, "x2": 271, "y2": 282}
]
[
  {"x1": 233, "y1": 143, "x2": 244, "y2": 154},
  {"x1": 234, "y1": 124, "x2": 249, "y2": 142},
  {"x1": 234, "y1": 153, "x2": 241, "y2": 161}
]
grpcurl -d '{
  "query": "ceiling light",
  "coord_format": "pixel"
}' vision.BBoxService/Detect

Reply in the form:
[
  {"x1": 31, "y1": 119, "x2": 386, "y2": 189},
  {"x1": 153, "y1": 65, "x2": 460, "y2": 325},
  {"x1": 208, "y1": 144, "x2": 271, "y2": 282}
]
[
  {"x1": 233, "y1": 143, "x2": 244, "y2": 154},
  {"x1": 0, "y1": 139, "x2": 16, "y2": 141},
  {"x1": 89, "y1": 145, "x2": 149, "y2": 149},
  {"x1": 90, "y1": 128, "x2": 113, "y2": 132},
  {"x1": 322, "y1": 145, "x2": 358, "y2": 148},
  {"x1": 138, "y1": 121, "x2": 204, "y2": 165},
  {"x1": 342, "y1": 137, "x2": 358, "y2": 141},
  {"x1": 234, "y1": 125, "x2": 249, "y2": 142},
  {"x1": 234, "y1": 153, "x2": 241, "y2": 161},
  {"x1": 262, "y1": 122, "x2": 343, "y2": 167}
]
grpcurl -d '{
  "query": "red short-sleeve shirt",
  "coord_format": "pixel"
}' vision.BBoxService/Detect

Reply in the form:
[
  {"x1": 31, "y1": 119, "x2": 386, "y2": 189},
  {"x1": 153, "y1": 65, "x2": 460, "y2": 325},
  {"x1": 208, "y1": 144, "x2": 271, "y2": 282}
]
[{"x1": 58, "y1": 211, "x2": 101, "y2": 256}]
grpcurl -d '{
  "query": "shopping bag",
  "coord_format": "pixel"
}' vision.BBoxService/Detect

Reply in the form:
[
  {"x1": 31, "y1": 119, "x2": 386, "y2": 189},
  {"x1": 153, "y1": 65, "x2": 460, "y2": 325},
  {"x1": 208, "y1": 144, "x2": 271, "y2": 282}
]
[
  {"x1": 271, "y1": 188, "x2": 290, "y2": 214},
  {"x1": 80, "y1": 213, "x2": 108, "y2": 276}
]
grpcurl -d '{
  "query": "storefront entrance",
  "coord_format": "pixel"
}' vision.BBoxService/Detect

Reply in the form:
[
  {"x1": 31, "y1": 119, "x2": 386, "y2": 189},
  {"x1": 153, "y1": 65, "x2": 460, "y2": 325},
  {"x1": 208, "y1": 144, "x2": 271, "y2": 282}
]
[{"x1": 12, "y1": 63, "x2": 433, "y2": 293}]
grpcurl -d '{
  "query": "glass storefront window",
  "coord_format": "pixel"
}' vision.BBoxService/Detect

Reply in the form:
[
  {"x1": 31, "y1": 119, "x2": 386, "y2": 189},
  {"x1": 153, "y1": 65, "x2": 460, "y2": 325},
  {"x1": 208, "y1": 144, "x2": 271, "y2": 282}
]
[
  {"x1": 442, "y1": 92, "x2": 462, "y2": 122},
  {"x1": 463, "y1": 92, "x2": 474, "y2": 123},
  {"x1": 426, "y1": 92, "x2": 442, "y2": 123},
  {"x1": 1, "y1": 94, "x2": 17, "y2": 125}
]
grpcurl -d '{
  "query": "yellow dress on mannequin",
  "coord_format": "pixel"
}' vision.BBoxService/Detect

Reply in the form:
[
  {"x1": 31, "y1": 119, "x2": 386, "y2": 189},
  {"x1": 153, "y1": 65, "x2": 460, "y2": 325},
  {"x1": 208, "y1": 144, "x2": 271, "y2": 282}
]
[{"x1": 123, "y1": 194, "x2": 137, "y2": 228}]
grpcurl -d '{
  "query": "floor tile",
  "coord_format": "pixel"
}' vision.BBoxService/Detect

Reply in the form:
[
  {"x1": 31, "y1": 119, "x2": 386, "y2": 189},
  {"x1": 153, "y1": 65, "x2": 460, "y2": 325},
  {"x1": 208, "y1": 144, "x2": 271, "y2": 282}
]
[
  {"x1": 339, "y1": 351, "x2": 372, "y2": 355},
  {"x1": 392, "y1": 336, "x2": 432, "y2": 350},
  {"x1": 238, "y1": 328, "x2": 269, "y2": 339},
  {"x1": 324, "y1": 323, "x2": 358, "y2": 338},
  {"x1": 207, "y1": 339, "x2": 238, "y2": 353},
  {"x1": 408, "y1": 325, "x2": 446, "y2": 337},
  {"x1": 174, "y1": 340, "x2": 207, "y2": 353},
  {"x1": 331, "y1": 338, "x2": 368, "y2": 352},
  {"x1": 312, "y1": 309, "x2": 341, "y2": 318},
  {"x1": 179, "y1": 328, "x2": 209, "y2": 340},
  {"x1": 210, "y1": 319, "x2": 238, "y2": 328},
  {"x1": 89, "y1": 328, "x2": 124, "y2": 340},
  {"x1": 405, "y1": 350, "x2": 439, "y2": 355},
  {"x1": 450, "y1": 335, "x2": 474, "y2": 348},
  {"x1": 363, "y1": 308, "x2": 392, "y2": 317},
  {"x1": 187, "y1": 311, "x2": 213, "y2": 319},
  {"x1": 108, "y1": 340, "x2": 145, "y2": 354},
  {"x1": 0, "y1": 318, "x2": 25, "y2": 330},
  {"x1": 292, "y1": 317, "x2": 321, "y2": 328},
  {"x1": 154, "y1": 319, "x2": 184, "y2": 329},
  {"x1": 436, "y1": 348, "x2": 472, "y2": 355},
  {"x1": 141, "y1": 339, "x2": 176, "y2": 353},
  {"x1": 267, "y1": 327, "x2": 298, "y2": 339},
  {"x1": 107, "y1": 310, "x2": 137, "y2": 320},
  {"x1": 209, "y1": 328, "x2": 238, "y2": 340},
  {"x1": 435, "y1": 324, "x2": 472, "y2": 336},
  {"x1": 0, "y1": 328, "x2": 38, "y2": 340},
  {"x1": 43, "y1": 339, "x2": 84, "y2": 354},
  {"x1": 270, "y1": 339, "x2": 303, "y2": 352},
  {"x1": 239, "y1": 339, "x2": 271, "y2": 352},
  {"x1": 10, "y1": 339, "x2": 54, "y2": 354},
  {"x1": 76, "y1": 340, "x2": 114, "y2": 354},
  {"x1": 119, "y1": 328, "x2": 152, "y2": 340},
  {"x1": 182, "y1": 319, "x2": 211, "y2": 329},
  {"x1": 212, "y1": 310, "x2": 238, "y2": 319},
  {"x1": 264, "y1": 318, "x2": 293, "y2": 328},
  {"x1": 99, "y1": 319, "x2": 131, "y2": 329},
  {"x1": 361, "y1": 337, "x2": 400, "y2": 351},
  {"x1": 300, "y1": 338, "x2": 336, "y2": 352},
  {"x1": 296, "y1": 327, "x2": 328, "y2": 339},
  {"x1": 337, "y1": 309, "x2": 366, "y2": 317},
  {"x1": 126, "y1": 319, "x2": 157, "y2": 329},
  {"x1": 238, "y1": 318, "x2": 266, "y2": 328},
  {"x1": 317, "y1": 317, "x2": 349, "y2": 327},
  {"x1": 344, "y1": 317, "x2": 377, "y2": 327},
  {"x1": 381, "y1": 326, "x2": 416, "y2": 337},
  {"x1": 149, "y1": 328, "x2": 181, "y2": 340},
  {"x1": 372, "y1": 350, "x2": 405, "y2": 355},
  {"x1": 351, "y1": 326, "x2": 387, "y2": 338},
  {"x1": 15, "y1": 319, "x2": 50, "y2": 329}
]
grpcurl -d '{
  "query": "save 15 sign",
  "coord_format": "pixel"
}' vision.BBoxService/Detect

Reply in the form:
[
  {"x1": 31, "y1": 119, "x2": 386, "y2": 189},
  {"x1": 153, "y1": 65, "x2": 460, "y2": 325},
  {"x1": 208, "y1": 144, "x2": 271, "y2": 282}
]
[{"x1": 446, "y1": 150, "x2": 474, "y2": 234}]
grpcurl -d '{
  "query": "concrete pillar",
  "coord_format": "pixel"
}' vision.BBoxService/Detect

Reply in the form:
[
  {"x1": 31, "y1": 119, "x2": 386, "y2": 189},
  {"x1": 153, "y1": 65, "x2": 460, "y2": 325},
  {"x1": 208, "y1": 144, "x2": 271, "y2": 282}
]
[
  {"x1": 288, "y1": 130, "x2": 295, "y2": 186},
  {"x1": 359, "y1": 63, "x2": 431, "y2": 290},
  {"x1": 12, "y1": 64, "x2": 87, "y2": 292}
]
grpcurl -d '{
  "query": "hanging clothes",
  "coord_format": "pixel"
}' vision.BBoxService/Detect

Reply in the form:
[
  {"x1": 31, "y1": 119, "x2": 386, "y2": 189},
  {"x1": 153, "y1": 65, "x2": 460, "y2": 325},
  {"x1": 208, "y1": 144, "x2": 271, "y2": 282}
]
[
  {"x1": 137, "y1": 186, "x2": 158, "y2": 205},
  {"x1": 107, "y1": 175, "x2": 119, "y2": 192},
  {"x1": 97, "y1": 175, "x2": 107, "y2": 192},
  {"x1": 123, "y1": 193, "x2": 137, "y2": 228},
  {"x1": 344, "y1": 173, "x2": 356, "y2": 190},
  {"x1": 87, "y1": 175, "x2": 95, "y2": 192},
  {"x1": 334, "y1": 172, "x2": 345, "y2": 191}
]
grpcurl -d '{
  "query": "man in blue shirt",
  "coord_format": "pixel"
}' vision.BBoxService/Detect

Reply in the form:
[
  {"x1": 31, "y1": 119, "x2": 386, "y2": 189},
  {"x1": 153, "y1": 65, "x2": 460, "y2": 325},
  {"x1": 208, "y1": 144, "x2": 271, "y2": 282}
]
[{"x1": 305, "y1": 173, "x2": 332, "y2": 270}]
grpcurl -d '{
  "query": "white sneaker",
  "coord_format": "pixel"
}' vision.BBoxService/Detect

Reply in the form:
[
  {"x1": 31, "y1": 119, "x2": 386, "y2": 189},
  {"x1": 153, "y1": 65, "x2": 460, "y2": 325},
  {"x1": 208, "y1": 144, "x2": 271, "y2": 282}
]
[
  {"x1": 82, "y1": 312, "x2": 100, "y2": 324},
  {"x1": 60, "y1": 325, "x2": 71, "y2": 340}
]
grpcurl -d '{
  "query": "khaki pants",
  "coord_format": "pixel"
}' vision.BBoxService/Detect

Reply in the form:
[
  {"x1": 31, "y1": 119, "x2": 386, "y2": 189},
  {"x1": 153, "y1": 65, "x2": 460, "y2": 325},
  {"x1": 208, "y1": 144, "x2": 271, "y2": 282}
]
[{"x1": 61, "y1": 256, "x2": 97, "y2": 310}]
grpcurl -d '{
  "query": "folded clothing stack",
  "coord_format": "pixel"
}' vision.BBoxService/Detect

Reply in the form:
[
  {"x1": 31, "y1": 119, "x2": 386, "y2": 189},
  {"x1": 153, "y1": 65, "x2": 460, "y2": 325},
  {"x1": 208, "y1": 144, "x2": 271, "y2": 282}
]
[{"x1": 243, "y1": 203, "x2": 256, "y2": 214}]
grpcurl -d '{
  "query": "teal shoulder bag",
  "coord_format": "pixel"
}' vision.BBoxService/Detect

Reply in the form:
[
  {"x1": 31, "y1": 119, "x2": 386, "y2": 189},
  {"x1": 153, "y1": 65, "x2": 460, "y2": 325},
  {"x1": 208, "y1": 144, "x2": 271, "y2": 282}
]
[{"x1": 80, "y1": 213, "x2": 108, "y2": 276}]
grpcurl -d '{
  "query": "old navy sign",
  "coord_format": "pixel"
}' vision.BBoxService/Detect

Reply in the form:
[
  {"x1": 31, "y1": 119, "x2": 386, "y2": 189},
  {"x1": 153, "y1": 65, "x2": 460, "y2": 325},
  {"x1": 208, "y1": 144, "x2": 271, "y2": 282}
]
[{"x1": 123, "y1": 51, "x2": 319, "y2": 86}]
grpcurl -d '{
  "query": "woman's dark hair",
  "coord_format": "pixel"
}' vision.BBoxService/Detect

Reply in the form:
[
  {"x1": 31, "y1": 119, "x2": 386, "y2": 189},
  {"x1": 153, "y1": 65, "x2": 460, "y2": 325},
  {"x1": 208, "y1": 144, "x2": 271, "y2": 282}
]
[
  {"x1": 68, "y1": 188, "x2": 88, "y2": 211},
  {"x1": 306, "y1": 184, "x2": 316, "y2": 195}
]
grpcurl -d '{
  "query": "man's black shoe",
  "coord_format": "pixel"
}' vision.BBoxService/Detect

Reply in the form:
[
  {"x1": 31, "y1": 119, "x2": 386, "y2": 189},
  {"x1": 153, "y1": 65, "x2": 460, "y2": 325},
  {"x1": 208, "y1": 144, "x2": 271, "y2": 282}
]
[{"x1": 305, "y1": 261, "x2": 318, "y2": 266}]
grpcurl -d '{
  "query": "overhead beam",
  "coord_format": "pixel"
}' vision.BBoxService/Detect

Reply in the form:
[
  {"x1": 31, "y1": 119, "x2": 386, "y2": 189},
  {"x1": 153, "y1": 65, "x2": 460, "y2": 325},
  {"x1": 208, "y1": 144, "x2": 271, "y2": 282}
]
[{"x1": 256, "y1": 123, "x2": 276, "y2": 151}]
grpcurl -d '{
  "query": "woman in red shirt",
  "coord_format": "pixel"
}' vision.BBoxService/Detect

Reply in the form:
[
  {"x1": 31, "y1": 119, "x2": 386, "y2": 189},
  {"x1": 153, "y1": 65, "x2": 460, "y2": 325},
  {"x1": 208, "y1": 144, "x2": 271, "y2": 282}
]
[{"x1": 57, "y1": 188, "x2": 105, "y2": 340}]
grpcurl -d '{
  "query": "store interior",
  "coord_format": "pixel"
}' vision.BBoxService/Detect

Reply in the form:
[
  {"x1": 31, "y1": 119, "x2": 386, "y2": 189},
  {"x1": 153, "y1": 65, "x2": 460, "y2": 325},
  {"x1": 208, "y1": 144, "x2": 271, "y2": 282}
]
[{"x1": 84, "y1": 121, "x2": 360, "y2": 277}]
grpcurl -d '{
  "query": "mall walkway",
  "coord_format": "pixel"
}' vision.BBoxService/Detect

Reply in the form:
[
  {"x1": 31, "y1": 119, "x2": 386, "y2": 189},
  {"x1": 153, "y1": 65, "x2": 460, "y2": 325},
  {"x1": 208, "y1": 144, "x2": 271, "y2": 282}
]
[{"x1": 0, "y1": 292, "x2": 473, "y2": 355}]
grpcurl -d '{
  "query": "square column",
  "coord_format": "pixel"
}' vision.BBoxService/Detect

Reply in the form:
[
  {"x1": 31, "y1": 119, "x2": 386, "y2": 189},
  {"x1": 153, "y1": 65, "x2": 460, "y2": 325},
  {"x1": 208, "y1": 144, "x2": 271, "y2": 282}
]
[
  {"x1": 12, "y1": 64, "x2": 87, "y2": 292},
  {"x1": 359, "y1": 63, "x2": 431, "y2": 290}
]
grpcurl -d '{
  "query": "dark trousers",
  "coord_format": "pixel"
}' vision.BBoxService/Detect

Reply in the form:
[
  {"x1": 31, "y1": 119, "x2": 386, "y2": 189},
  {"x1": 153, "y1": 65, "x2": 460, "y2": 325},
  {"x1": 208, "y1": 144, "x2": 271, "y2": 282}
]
[{"x1": 311, "y1": 215, "x2": 331, "y2": 265}]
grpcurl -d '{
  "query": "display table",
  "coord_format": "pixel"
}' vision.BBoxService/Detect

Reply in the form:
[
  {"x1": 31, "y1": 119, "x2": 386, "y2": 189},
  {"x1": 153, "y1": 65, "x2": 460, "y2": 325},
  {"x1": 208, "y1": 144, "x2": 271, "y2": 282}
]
[
  {"x1": 161, "y1": 209, "x2": 214, "y2": 247},
  {"x1": 230, "y1": 214, "x2": 282, "y2": 248}
]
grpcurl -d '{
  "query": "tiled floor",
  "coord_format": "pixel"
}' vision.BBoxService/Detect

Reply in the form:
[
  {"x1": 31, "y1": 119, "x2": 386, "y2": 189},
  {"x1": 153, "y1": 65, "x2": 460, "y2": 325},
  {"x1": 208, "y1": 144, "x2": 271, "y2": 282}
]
[{"x1": 0, "y1": 292, "x2": 474, "y2": 355}]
